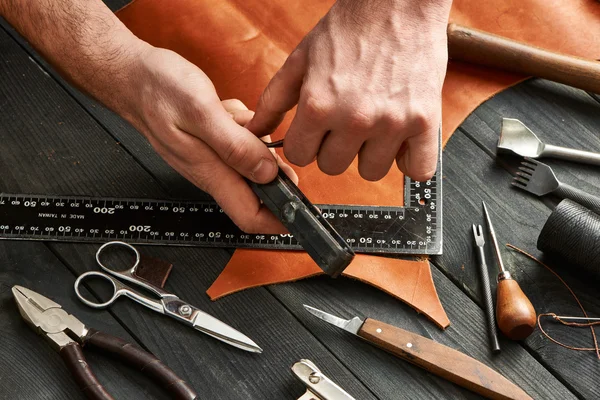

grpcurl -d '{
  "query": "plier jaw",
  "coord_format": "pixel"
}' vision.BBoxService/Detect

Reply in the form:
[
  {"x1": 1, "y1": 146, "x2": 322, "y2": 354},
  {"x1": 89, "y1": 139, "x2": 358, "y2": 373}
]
[{"x1": 12, "y1": 285, "x2": 88, "y2": 351}]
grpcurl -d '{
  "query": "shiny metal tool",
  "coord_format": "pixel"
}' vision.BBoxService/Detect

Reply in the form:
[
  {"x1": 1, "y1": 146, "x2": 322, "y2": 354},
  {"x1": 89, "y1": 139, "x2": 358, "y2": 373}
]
[
  {"x1": 498, "y1": 119, "x2": 600, "y2": 165},
  {"x1": 13, "y1": 285, "x2": 198, "y2": 400},
  {"x1": 482, "y1": 202, "x2": 536, "y2": 341},
  {"x1": 472, "y1": 224, "x2": 501, "y2": 354},
  {"x1": 304, "y1": 305, "x2": 532, "y2": 400},
  {"x1": 292, "y1": 359, "x2": 356, "y2": 400},
  {"x1": 513, "y1": 158, "x2": 600, "y2": 214},
  {"x1": 74, "y1": 241, "x2": 262, "y2": 353}
]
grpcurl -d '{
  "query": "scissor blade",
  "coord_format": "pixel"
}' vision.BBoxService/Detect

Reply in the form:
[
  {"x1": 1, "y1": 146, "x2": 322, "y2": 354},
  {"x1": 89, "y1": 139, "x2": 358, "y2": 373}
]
[
  {"x1": 192, "y1": 311, "x2": 262, "y2": 353},
  {"x1": 303, "y1": 305, "x2": 364, "y2": 335}
]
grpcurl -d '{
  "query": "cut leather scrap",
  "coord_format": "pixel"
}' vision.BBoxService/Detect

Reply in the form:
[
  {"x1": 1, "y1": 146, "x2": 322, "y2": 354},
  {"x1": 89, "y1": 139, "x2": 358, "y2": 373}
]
[
  {"x1": 206, "y1": 251, "x2": 450, "y2": 329},
  {"x1": 135, "y1": 255, "x2": 173, "y2": 289}
]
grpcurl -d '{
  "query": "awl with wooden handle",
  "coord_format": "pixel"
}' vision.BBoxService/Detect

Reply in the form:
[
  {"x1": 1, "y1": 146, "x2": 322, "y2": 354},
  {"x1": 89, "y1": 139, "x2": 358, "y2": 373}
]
[
  {"x1": 482, "y1": 202, "x2": 536, "y2": 341},
  {"x1": 447, "y1": 23, "x2": 600, "y2": 94},
  {"x1": 304, "y1": 305, "x2": 532, "y2": 400}
]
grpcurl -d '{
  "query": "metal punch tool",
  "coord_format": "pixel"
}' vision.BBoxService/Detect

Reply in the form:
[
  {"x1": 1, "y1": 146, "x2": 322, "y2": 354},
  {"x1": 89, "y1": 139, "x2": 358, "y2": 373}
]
[
  {"x1": 292, "y1": 360, "x2": 356, "y2": 400},
  {"x1": 74, "y1": 241, "x2": 262, "y2": 353}
]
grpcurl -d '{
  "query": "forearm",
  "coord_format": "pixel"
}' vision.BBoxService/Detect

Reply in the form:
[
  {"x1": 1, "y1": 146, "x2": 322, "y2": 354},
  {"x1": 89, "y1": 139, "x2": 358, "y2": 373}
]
[{"x1": 0, "y1": 0, "x2": 148, "y2": 120}]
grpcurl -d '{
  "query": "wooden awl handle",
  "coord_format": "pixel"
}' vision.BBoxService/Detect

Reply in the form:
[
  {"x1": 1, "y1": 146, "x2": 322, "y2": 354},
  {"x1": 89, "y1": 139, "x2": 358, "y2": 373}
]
[
  {"x1": 447, "y1": 23, "x2": 600, "y2": 93},
  {"x1": 496, "y1": 279, "x2": 536, "y2": 341}
]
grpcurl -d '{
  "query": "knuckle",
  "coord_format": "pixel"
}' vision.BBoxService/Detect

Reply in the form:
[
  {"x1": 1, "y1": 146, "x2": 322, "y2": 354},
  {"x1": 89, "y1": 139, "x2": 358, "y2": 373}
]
[
  {"x1": 359, "y1": 167, "x2": 386, "y2": 182},
  {"x1": 410, "y1": 107, "x2": 436, "y2": 134},
  {"x1": 302, "y1": 92, "x2": 332, "y2": 121},
  {"x1": 284, "y1": 147, "x2": 312, "y2": 167},
  {"x1": 222, "y1": 140, "x2": 251, "y2": 169},
  {"x1": 317, "y1": 157, "x2": 345, "y2": 176},
  {"x1": 346, "y1": 109, "x2": 376, "y2": 132}
]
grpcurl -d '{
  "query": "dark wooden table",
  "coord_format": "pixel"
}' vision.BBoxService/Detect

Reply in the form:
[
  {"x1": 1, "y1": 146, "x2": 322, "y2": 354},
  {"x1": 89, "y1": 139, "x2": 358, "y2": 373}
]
[{"x1": 1, "y1": 2, "x2": 599, "y2": 399}]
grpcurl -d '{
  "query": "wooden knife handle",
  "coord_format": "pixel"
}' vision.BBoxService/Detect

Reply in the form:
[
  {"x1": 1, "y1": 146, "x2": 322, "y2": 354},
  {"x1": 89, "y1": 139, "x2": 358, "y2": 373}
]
[
  {"x1": 447, "y1": 23, "x2": 600, "y2": 94},
  {"x1": 359, "y1": 318, "x2": 532, "y2": 400}
]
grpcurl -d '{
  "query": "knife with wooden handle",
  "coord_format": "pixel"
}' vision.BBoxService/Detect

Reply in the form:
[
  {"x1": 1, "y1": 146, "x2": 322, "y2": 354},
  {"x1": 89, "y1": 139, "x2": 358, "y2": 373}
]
[{"x1": 304, "y1": 305, "x2": 532, "y2": 400}]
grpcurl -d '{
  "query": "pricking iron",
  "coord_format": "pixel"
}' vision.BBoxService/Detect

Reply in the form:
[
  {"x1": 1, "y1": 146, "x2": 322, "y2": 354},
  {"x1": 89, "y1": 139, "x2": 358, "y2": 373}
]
[
  {"x1": 292, "y1": 360, "x2": 356, "y2": 400},
  {"x1": 250, "y1": 170, "x2": 355, "y2": 277}
]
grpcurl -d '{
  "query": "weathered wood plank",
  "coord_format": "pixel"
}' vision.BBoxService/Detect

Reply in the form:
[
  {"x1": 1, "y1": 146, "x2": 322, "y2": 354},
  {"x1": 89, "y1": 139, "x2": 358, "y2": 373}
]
[
  {"x1": 0, "y1": 23, "x2": 378, "y2": 400},
  {"x1": 267, "y1": 265, "x2": 576, "y2": 400},
  {"x1": 0, "y1": 240, "x2": 170, "y2": 399},
  {"x1": 439, "y1": 85, "x2": 600, "y2": 398}
]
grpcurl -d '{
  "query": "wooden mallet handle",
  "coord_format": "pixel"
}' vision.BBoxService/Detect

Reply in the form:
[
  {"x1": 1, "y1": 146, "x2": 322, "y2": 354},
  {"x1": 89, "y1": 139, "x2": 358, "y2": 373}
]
[{"x1": 447, "y1": 23, "x2": 600, "y2": 94}]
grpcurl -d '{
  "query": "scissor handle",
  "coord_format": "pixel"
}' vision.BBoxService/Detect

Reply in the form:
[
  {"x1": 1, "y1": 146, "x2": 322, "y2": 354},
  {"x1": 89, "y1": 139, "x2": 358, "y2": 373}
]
[
  {"x1": 74, "y1": 271, "x2": 164, "y2": 313},
  {"x1": 95, "y1": 241, "x2": 169, "y2": 298}
]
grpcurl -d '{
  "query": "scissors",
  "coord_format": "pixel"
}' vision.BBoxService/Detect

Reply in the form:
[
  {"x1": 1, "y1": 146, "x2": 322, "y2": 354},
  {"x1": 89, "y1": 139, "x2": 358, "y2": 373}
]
[{"x1": 74, "y1": 241, "x2": 262, "y2": 353}]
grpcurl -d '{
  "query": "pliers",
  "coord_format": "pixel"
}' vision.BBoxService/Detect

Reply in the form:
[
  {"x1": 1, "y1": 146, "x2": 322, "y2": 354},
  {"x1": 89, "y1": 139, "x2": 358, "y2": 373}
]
[{"x1": 12, "y1": 285, "x2": 198, "y2": 400}]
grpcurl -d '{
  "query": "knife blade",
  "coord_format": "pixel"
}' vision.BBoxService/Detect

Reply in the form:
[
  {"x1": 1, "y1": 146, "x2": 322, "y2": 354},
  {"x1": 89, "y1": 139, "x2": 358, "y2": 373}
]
[{"x1": 304, "y1": 305, "x2": 532, "y2": 400}]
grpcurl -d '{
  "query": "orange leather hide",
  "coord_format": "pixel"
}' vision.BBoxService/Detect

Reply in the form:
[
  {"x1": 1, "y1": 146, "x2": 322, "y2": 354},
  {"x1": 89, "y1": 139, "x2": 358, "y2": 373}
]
[{"x1": 117, "y1": 0, "x2": 600, "y2": 330}]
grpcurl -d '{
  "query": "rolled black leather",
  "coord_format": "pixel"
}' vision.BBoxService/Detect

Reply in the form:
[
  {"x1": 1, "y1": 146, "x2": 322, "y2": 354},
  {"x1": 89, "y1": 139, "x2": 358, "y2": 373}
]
[
  {"x1": 60, "y1": 342, "x2": 114, "y2": 400},
  {"x1": 537, "y1": 199, "x2": 600, "y2": 278},
  {"x1": 83, "y1": 329, "x2": 198, "y2": 400}
]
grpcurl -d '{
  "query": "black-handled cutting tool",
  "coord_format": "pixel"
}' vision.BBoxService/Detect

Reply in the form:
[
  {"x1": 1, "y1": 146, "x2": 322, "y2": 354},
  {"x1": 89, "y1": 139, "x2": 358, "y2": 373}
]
[
  {"x1": 249, "y1": 168, "x2": 355, "y2": 277},
  {"x1": 12, "y1": 285, "x2": 198, "y2": 400}
]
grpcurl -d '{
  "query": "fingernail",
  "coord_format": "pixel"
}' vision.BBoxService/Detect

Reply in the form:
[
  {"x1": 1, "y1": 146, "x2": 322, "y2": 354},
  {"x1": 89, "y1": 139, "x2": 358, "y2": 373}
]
[{"x1": 251, "y1": 158, "x2": 277, "y2": 182}]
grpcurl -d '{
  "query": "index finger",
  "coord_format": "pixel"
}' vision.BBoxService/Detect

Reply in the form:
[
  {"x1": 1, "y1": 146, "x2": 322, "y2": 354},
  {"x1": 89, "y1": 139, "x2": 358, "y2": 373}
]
[{"x1": 245, "y1": 49, "x2": 308, "y2": 137}]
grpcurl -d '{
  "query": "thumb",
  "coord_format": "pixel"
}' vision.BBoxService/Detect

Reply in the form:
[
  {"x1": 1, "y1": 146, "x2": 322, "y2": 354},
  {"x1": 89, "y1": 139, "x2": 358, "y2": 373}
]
[
  {"x1": 185, "y1": 104, "x2": 279, "y2": 184},
  {"x1": 245, "y1": 48, "x2": 307, "y2": 137}
]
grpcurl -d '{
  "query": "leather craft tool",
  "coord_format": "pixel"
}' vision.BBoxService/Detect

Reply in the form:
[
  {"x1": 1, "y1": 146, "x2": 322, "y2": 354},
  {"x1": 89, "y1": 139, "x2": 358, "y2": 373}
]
[
  {"x1": 0, "y1": 172, "x2": 442, "y2": 255},
  {"x1": 482, "y1": 202, "x2": 536, "y2": 341},
  {"x1": 248, "y1": 169, "x2": 354, "y2": 277},
  {"x1": 12, "y1": 285, "x2": 198, "y2": 400},
  {"x1": 74, "y1": 241, "x2": 262, "y2": 353},
  {"x1": 447, "y1": 24, "x2": 600, "y2": 94},
  {"x1": 538, "y1": 199, "x2": 600, "y2": 278},
  {"x1": 304, "y1": 305, "x2": 532, "y2": 400},
  {"x1": 498, "y1": 119, "x2": 600, "y2": 166},
  {"x1": 292, "y1": 359, "x2": 356, "y2": 400},
  {"x1": 472, "y1": 224, "x2": 501, "y2": 354},
  {"x1": 513, "y1": 158, "x2": 600, "y2": 215}
]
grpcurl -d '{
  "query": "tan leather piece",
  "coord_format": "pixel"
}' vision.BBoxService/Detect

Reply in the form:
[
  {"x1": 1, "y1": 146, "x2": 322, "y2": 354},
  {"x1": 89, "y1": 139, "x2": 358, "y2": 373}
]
[
  {"x1": 206, "y1": 251, "x2": 450, "y2": 329},
  {"x1": 117, "y1": 0, "x2": 599, "y2": 329}
]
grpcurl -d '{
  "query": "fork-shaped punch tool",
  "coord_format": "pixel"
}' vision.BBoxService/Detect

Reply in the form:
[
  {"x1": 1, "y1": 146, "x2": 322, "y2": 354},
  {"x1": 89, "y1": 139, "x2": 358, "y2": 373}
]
[
  {"x1": 513, "y1": 158, "x2": 600, "y2": 214},
  {"x1": 472, "y1": 224, "x2": 501, "y2": 354},
  {"x1": 304, "y1": 305, "x2": 532, "y2": 399},
  {"x1": 13, "y1": 285, "x2": 197, "y2": 400}
]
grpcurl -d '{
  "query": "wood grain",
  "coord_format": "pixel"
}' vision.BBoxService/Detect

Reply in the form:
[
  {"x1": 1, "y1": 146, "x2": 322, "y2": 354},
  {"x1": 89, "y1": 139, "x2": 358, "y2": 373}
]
[
  {"x1": 1, "y1": 1, "x2": 598, "y2": 397},
  {"x1": 448, "y1": 24, "x2": 600, "y2": 94},
  {"x1": 0, "y1": 22, "x2": 377, "y2": 400},
  {"x1": 495, "y1": 279, "x2": 536, "y2": 341},
  {"x1": 360, "y1": 318, "x2": 532, "y2": 400}
]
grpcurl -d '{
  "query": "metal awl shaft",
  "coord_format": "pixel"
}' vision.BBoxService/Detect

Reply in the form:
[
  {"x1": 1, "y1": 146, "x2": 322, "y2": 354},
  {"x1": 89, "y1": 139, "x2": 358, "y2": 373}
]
[{"x1": 482, "y1": 202, "x2": 506, "y2": 273}]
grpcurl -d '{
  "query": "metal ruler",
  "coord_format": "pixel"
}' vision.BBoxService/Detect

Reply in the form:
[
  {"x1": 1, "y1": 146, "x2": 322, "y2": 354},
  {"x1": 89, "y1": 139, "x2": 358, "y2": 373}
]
[{"x1": 0, "y1": 148, "x2": 442, "y2": 255}]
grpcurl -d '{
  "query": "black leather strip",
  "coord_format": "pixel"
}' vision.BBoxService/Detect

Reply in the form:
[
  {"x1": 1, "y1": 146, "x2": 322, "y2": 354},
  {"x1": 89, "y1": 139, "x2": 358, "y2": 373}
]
[
  {"x1": 84, "y1": 329, "x2": 198, "y2": 400},
  {"x1": 60, "y1": 342, "x2": 114, "y2": 400}
]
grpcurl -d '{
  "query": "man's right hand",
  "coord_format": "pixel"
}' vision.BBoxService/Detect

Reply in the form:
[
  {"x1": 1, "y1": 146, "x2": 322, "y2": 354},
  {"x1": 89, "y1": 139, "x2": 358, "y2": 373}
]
[{"x1": 124, "y1": 46, "x2": 298, "y2": 233}]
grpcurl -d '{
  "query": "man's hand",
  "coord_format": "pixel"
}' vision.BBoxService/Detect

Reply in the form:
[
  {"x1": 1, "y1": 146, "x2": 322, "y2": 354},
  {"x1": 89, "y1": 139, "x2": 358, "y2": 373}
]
[
  {"x1": 126, "y1": 47, "x2": 298, "y2": 233},
  {"x1": 0, "y1": 0, "x2": 297, "y2": 233},
  {"x1": 247, "y1": 0, "x2": 452, "y2": 182}
]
